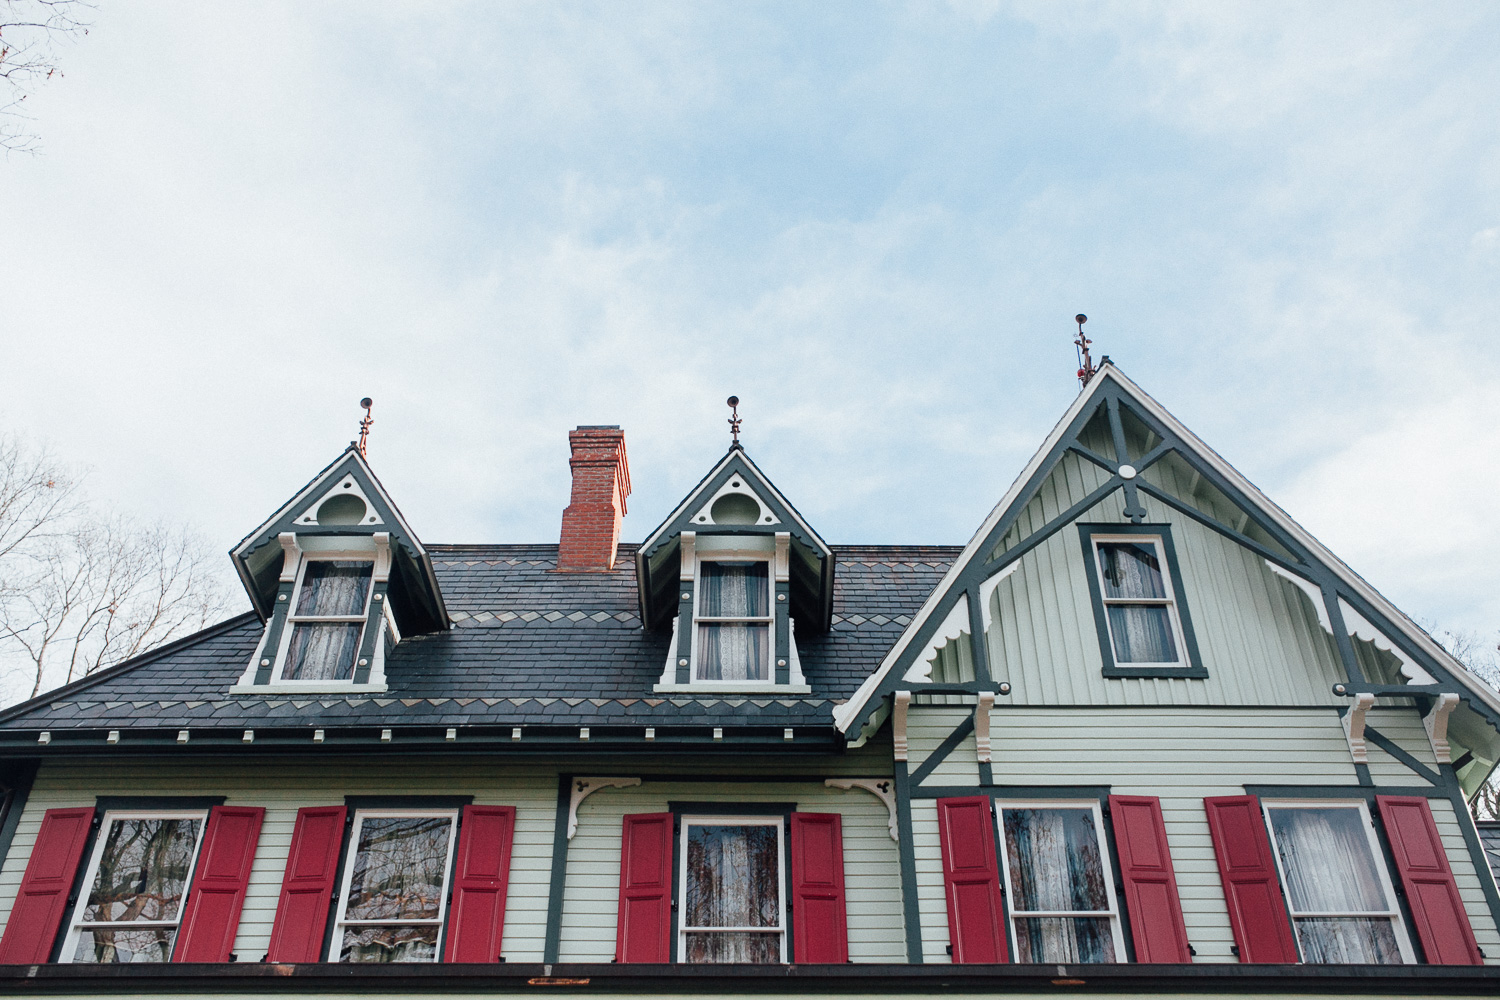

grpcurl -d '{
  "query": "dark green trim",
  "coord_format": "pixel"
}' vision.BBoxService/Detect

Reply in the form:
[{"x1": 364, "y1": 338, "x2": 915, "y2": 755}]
[
  {"x1": 542, "y1": 774, "x2": 571, "y2": 964},
  {"x1": 95, "y1": 795, "x2": 225, "y2": 810},
  {"x1": 1244, "y1": 784, "x2": 1446, "y2": 799},
  {"x1": 351, "y1": 582, "x2": 389, "y2": 686},
  {"x1": 668, "y1": 801, "x2": 795, "y2": 816},
  {"x1": 0, "y1": 760, "x2": 37, "y2": 874},
  {"x1": 1077, "y1": 523, "x2": 1206, "y2": 679},
  {"x1": 252, "y1": 586, "x2": 291, "y2": 685},
  {"x1": 343, "y1": 795, "x2": 472, "y2": 809},
  {"x1": 909, "y1": 715, "x2": 975, "y2": 788},
  {"x1": 1363, "y1": 727, "x2": 1442, "y2": 786},
  {"x1": 1442, "y1": 764, "x2": 1500, "y2": 938},
  {"x1": 891, "y1": 755, "x2": 923, "y2": 963},
  {"x1": 674, "y1": 582, "x2": 694, "y2": 684}
]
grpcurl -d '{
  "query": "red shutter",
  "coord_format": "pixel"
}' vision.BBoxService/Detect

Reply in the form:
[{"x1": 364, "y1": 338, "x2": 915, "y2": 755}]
[
  {"x1": 614, "y1": 812, "x2": 673, "y2": 963},
  {"x1": 1203, "y1": 795, "x2": 1297, "y2": 963},
  {"x1": 935, "y1": 796, "x2": 1007, "y2": 963},
  {"x1": 0, "y1": 807, "x2": 94, "y2": 964},
  {"x1": 443, "y1": 805, "x2": 516, "y2": 963},
  {"x1": 172, "y1": 806, "x2": 265, "y2": 962},
  {"x1": 790, "y1": 812, "x2": 848, "y2": 963},
  {"x1": 1108, "y1": 795, "x2": 1191, "y2": 963},
  {"x1": 1375, "y1": 795, "x2": 1482, "y2": 965},
  {"x1": 265, "y1": 806, "x2": 347, "y2": 962}
]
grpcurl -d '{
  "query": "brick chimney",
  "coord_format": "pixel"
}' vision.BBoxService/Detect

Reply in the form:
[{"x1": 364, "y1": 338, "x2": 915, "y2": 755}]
[{"x1": 557, "y1": 425, "x2": 631, "y2": 572}]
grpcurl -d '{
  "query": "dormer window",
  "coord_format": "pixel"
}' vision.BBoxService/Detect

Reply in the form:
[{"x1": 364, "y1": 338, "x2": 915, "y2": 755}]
[
  {"x1": 696, "y1": 560, "x2": 771, "y2": 682},
  {"x1": 283, "y1": 559, "x2": 374, "y2": 682}
]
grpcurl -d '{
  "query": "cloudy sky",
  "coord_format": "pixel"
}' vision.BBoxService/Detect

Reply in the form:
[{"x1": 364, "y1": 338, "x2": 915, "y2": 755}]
[{"x1": 3, "y1": 2, "x2": 1498, "y2": 637}]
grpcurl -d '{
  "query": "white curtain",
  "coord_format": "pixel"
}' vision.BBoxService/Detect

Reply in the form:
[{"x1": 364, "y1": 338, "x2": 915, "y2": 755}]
[
  {"x1": 1004, "y1": 808, "x2": 1115, "y2": 963},
  {"x1": 1269, "y1": 808, "x2": 1403, "y2": 964},
  {"x1": 286, "y1": 623, "x2": 361, "y2": 680},
  {"x1": 697, "y1": 562, "x2": 769, "y2": 681},
  {"x1": 683, "y1": 824, "x2": 780, "y2": 963},
  {"x1": 296, "y1": 560, "x2": 371, "y2": 616},
  {"x1": 1097, "y1": 543, "x2": 1177, "y2": 663}
]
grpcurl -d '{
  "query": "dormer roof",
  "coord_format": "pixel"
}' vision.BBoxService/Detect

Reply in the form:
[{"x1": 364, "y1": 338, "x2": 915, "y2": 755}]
[
  {"x1": 230, "y1": 445, "x2": 448, "y2": 635},
  {"x1": 636, "y1": 447, "x2": 835, "y2": 633}
]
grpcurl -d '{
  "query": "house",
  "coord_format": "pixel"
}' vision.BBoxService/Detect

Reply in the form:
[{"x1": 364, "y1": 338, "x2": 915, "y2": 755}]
[{"x1": 0, "y1": 363, "x2": 1497, "y2": 998}]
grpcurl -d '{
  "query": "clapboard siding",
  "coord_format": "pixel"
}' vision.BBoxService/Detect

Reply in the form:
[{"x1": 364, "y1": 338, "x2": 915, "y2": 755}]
[
  {"x1": 0, "y1": 759, "x2": 560, "y2": 963},
  {"x1": 559, "y1": 780, "x2": 903, "y2": 963},
  {"x1": 905, "y1": 708, "x2": 978, "y2": 785}
]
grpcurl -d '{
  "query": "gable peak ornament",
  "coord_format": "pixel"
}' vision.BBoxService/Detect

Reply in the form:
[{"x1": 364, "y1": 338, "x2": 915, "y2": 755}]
[
  {"x1": 727, "y1": 395, "x2": 743, "y2": 449},
  {"x1": 355, "y1": 397, "x2": 374, "y2": 457}
]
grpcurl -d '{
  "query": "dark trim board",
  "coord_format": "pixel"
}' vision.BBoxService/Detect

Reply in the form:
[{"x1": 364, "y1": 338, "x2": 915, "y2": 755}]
[{"x1": 0, "y1": 760, "x2": 37, "y2": 873}]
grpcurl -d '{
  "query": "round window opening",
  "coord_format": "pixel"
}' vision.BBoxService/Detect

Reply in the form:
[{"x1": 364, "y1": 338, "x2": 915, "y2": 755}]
[
  {"x1": 710, "y1": 493, "x2": 761, "y2": 525},
  {"x1": 317, "y1": 493, "x2": 368, "y2": 525}
]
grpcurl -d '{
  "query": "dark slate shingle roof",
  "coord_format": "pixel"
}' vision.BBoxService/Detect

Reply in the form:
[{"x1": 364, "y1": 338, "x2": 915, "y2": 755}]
[
  {"x1": 1481, "y1": 822, "x2": 1500, "y2": 887},
  {"x1": 0, "y1": 543, "x2": 959, "y2": 732}
]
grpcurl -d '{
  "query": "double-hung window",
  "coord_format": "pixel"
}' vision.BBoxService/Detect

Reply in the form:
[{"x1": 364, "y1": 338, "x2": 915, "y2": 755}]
[
  {"x1": 997, "y1": 802, "x2": 1122, "y2": 963},
  {"x1": 280, "y1": 558, "x2": 373, "y2": 682},
  {"x1": 1092, "y1": 536, "x2": 1185, "y2": 667},
  {"x1": 62, "y1": 810, "x2": 208, "y2": 963},
  {"x1": 694, "y1": 560, "x2": 772, "y2": 683},
  {"x1": 331, "y1": 809, "x2": 459, "y2": 963},
  {"x1": 678, "y1": 815, "x2": 785, "y2": 963},
  {"x1": 1263, "y1": 801, "x2": 1413, "y2": 964}
]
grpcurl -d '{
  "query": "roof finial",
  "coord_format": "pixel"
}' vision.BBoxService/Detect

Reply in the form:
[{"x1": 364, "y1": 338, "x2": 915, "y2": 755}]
[
  {"x1": 726, "y1": 395, "x2": 742, "y2": 449},
  {"x1": 356, "y1": 397, "x2": 374, "y2": 457},
  {"x1": 1074, "y1": 314, "x2": 1098, "y2": 387}
]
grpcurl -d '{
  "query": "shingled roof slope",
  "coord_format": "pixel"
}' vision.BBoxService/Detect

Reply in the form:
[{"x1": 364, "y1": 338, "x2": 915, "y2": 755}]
[{"x1": 0, "y1": 543, "x2": 959, "y2": 733}]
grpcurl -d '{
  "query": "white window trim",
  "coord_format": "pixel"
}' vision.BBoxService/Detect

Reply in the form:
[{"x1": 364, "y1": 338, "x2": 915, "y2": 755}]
[
  {"x1": 59, "y1": 809, "x2": 210, "y2": 964},
  {"x1": 328, "y1": 808, "x2": 461, "y2": 964},
  {"x1": 676, "y1": 814, "x2": 787, "y2": 964},
  {"x1": 1090, "y1": 534, "x2": 1190, "y2": 670},
  {"x1": 1261, "y1": 799, "x2": 1415, "y2": 964},
  {"x1": 994, "y1": 800, "x2": 1124, "y2": 963}
]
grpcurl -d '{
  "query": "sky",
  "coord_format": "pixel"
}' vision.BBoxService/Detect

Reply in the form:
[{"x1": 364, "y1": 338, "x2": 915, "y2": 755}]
[{"x1": 2, "y1": 1, "x2": 1498, "y2": 638}]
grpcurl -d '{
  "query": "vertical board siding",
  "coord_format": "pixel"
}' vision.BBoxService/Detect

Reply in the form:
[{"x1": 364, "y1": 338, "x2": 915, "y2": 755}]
[
  {"x1": 560, "y1": 781, "x2": 902, "y2": 963},
  {"x1": 0, "y1": 760, "x2": 559, "y2": 963}
]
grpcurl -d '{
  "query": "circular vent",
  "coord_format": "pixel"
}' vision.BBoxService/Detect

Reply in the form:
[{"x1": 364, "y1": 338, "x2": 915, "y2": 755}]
[
  {"x1": 317, "y1": 493, "x2": 368, "y2": 525},
  {"x1": 710, "y1": 493, "x2": 761, "y2": 525}
]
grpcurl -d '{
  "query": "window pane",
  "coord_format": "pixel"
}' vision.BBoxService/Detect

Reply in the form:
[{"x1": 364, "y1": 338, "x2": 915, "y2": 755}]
[
  {"x1": 682, "y1": 930, "x2": 781, "y2": 964},
  {"x1": 72, "y1": 927, "x2": 177, "y2": 964},
  {"x1": 339, "y1": 925, "x2": 440, "y2": 964},
  {"x1": 684, "y1": 825, "x2": 779, "y2": 930},
  {"x1": 1268, "y1": 807, "x2": 1389, "y2": 914},
  {"x1": 81, "y1": 818, "x2": 201, "y2": 923},
  {"x1": 1003, "y1": 808, "x2": 1109, "y2": 913},
  {"x1": 1013, "y1": 917, "x2": 1117, "y2": 963},
  {"x1": 1106, "y1": 605, "x2": 1178, "y2": 663},
  {"x1": 1096, "y1": 543, "x2": 1166, "y2": 599},
  {"x1": 700, "y1": 562, "x2": 769, "y2": 617},
  {"x1": 285, "y1": 623, "x2": 361, "y2": 681},
  {"x1": 696, "y1": 624, "x2": 769, "y2": 681},
  {"x1": 344, "y1": 816, "x2": 452, "y2": 922},
  {"x1": 296, "y1": 560, "x2": 372, "y2": 616},
  {"x1": 1294, "y1": 917, "x2": 1403, "y2": 965}
]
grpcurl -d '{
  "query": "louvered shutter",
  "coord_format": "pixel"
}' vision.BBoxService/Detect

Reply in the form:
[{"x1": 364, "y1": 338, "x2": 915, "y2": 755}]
[
  {"x1": 0, "y1": 807, "x2": 94, "y2": 963},
  {"x1": 265, "y1": 806, "x2": 347, "y2": 962},
  {"x1": 614, "y1": 812, "x2": 673, "y2": 963},
  {"x1": 172, "y1": 806, "x2": 265, "y2": 962},
  {"x1": 935, "y1": 796, "x2": 1007, "y2": 963},
  {"x1": 1375, "y1": 795, "x2": 1482, "y2": 965},
  {"x1": 1203, "y1": 795, "x2": 1297, "y2": 963},
  {"x1": 789, "y1": 812, "x2": 848, "y2": 963},
  {"x1": 443, "y1": 805, "x2": 516, "y2": 963},
  {"x1": 1108, "y1": 795, "x2": 1191, "y2": 963}
]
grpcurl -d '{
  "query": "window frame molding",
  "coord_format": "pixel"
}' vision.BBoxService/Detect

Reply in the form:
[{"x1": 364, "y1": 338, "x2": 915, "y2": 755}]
[
  {"x1": 57, "y1": 807, "x2": 211, "y2": 965},
  {"x1": 274, "y1": 553, "x2": 376, "y2": 685},
  {"x1": 993, "y1": 798, "x2": 1126, "y2": 964},
  {"x1": 674, "y1": 812, "x2": 789, "y2": 965},
  {"x1": 1260, "y1": 797, "x2": 1416, "y2": 965},
  {"x1": 1077, "y1": 523, "x2": 1206, "y2": 679}
]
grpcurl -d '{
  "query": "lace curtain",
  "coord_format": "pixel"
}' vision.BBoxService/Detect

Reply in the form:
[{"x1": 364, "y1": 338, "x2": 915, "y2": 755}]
[
  {"x1": 286, "y1": 561, "x2": 372, "y2": 681},
  {"x1": 1002, "y1": 807, "x2": 1116, "y2": 963},
  {"x1": 697, "y1": 562, "x2": 769, "y2": 681},
  {"x1": 1268, "y1": 807, "x2": 1403, "y2": 964},
  {"x1": 1097, "y1": 543, "x2": 1177, "y2": 663},
  {"x1": 683, "y1": 824, "x2": 780, "y2": 963}
]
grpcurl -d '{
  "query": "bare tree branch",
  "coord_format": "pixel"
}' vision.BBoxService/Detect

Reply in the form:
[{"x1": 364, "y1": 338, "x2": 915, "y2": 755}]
[{"x1": 0, "y1": 0, "x2": 94, "y2": 154}]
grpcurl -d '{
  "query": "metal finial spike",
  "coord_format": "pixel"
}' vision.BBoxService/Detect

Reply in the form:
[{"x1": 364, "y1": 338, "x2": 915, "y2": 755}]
[
  {"x1": 357, "y1": 397, "x2": 374, "y2": 457},
  {"x1": 1073, "y1": 314, "x2": 1097, "y2": 387},
  {"x1": 726, "y1": 396, "x2": 742, "y2": 448}
]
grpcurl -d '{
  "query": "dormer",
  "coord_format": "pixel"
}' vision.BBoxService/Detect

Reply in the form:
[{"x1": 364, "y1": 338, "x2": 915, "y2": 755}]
[
  {"x1": 638, "y1": 446, "x2": 834, "y2": 694},
  {"x1": 228, "y1": 446, "x2": 447, "y2": 694}
]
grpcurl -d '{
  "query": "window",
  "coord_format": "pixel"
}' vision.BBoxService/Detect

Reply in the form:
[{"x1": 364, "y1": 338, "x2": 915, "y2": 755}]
[
  {"x1": 678, "y1": 815, "x2": 785, "y2": 963},
  {"x1": 1264, "y1": 802, "x2": 1413, "y2": 964},
  {"x1": 280, "y1": 558, "x2": 373, "y2": 682},
  {"x1": 694, "y1": 560, "x2": 771, "y2": 683},
  {"x1": 997, "y1": 803, "x2": 1122, "y2": 963},
  {"x1": 62, "y1": 810, "x2": 208, "y2": 963},
  {"x1": 1079, "y1": 525, "x2": 1203, "y2": 677},
  {"x1": 331, "y1": 809, "x2": 459, "y2": 963}
]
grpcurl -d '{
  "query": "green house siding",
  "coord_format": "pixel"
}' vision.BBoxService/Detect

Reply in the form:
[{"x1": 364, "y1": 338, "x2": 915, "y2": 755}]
[{"x1": 559, "y1": 779, "x2": 904, "y2": 963}]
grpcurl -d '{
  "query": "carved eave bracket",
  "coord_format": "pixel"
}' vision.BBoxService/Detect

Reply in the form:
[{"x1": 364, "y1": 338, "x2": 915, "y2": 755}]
[
  {"x1": 1342, "y1": 692, "x2": 1376, "y2": 765},
  {"x1": 825, "y1": 777, "x2": 898, "y2": 841},
  {"x1": 568, "y1": 776, "x2": 641, "y2": 839},
  {"x1": 892, "y1": 690, "x2": 912, "y2": 761},
  {"x1": 975, "y1": 690, "x2": 996, "y2": 764},
  {"x1": 1425, "y1": 693, "x2": 1460, "y2": 764}
]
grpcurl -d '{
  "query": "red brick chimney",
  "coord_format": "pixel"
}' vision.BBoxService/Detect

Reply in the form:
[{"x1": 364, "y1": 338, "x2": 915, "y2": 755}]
[{"x1": 557, "y1": 425, "x2": 631, "y2": 572}]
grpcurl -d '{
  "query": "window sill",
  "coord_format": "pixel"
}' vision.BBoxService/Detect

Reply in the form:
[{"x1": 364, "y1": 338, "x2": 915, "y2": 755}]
[
  {"x1": 227, "y1": 682, "x2": 389, "y2": 695},
  {"x1": 1101, "y1": 666, "x2": 1208, "y2": 680},
  {"x1": 652, "y1": 683, "x2": 812, "y2": 695}
]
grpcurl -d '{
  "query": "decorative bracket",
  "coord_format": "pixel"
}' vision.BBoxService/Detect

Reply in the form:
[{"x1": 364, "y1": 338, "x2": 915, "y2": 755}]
[
  {"x1": 278, "y1": 532, "x2": 302, "y2": 583},
  {"x1": 1342, "y1": 692, "x2": 1376, "y2": 765},
  {"x1": 892, "y1": 690, "x2": 911, "y2": 761},
  {"x1": 975, "y1": 690, "x2": 996, "y2": 764},
  {"x1": 825, "y1": 778, "x2": 898, "y2": 841},
  {"x1": 568, "y1": 776, "x2": 641, "y2": 839},
  {"x1": 1424, "y1": 693, "x2": 1460, "y2": 764}
]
